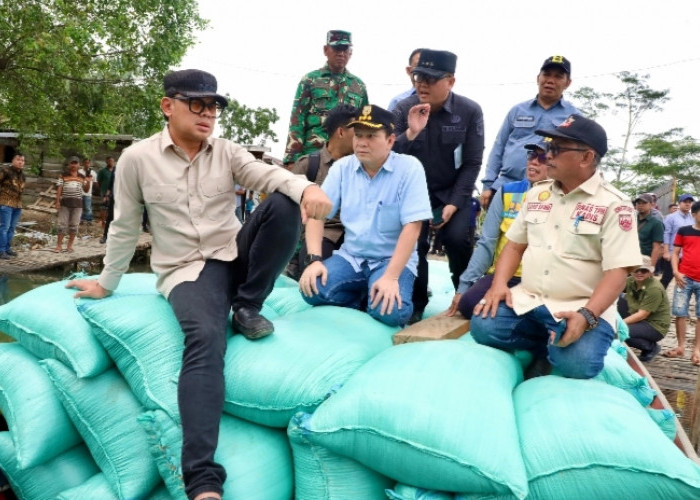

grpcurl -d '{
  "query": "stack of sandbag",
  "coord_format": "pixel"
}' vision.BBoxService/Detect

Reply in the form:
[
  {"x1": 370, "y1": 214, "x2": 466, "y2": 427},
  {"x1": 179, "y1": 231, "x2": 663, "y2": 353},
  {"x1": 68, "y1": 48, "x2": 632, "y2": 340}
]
[{"x1": 0, "y1": 273, "x2": 401, "y2": 499}]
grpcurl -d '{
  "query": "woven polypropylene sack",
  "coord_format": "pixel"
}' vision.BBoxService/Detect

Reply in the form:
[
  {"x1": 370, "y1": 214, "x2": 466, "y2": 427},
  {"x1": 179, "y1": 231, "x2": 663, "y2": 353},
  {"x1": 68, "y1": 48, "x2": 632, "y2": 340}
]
[
  {"x1": 300, "y1": 340, "x2": 528, "y2": 498},
  {"x1": 0, "y1": 435, "x2": 99, "y2": 500},
  {"x1": 422, "y1": 260, "x2": 455, "y2": 318},
  {"x1": 288, "y1": 413, "x2": 393, "y2": 500},
  {"x1": 591, "y1": 346, "x2": 656, "y2": 406},
  {"x1": 77, "y1": 274, "x2": 183, "y2": 423},
  {"x1": 515, "y1": 376, "x2": 700, "y2": 499},
  {"x1": 42, "y1": 361, "x2": 160, "y2": 500},
  {"x1": 224, "y1": 306, "x2": 397, "y2": 427},
  {"x1": 385, "y1": 483, "x2": 455, "y2": 500},
  {"x1": 138, "y1": 409, "x2": 293, "y2": 500},
  {"x1": 56, "y1": 472, "x2": 169, "y2": 500},
  {"x1": 0, "y1": 342, "x2": 81, "y2": 469},
  {"x1": 0, "y1": 275, "x2": 111, "y2": 377}
]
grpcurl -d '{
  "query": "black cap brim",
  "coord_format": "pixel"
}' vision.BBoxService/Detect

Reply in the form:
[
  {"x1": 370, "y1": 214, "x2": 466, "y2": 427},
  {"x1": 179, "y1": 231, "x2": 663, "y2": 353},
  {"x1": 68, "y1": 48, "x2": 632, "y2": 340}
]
[
  {"x1": 175, "y1": 91, "x2": 228, "y2": 108},
  {"x1": 541, "y1": 63, "x2": 570, "y2": 74},
  {"x1": 411, "y1": 67, "x2": 448, "y2": 79},
  {"x1": 535, "y1": 129, "x2": 582, "y2": 144}
]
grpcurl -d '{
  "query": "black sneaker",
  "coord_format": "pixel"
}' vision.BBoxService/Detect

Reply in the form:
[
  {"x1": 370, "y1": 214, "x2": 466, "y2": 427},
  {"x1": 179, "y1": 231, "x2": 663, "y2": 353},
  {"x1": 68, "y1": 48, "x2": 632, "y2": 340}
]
[
  {"x1": 407, "y1": 310, "x2": 424, "y2": 325},
  {"x1": 232, "y1": 307, "x2": 274, "y2": 340},
  {"x1": 5, "y1": 249, "x2": 17, "y2": 257},
  {"x1": 0, "y1": 252, "x2": 9, "y2": 260},
  {"x1": 639, "y1": 343, "x2": 661, "y2": 362},
  {"x1": 99, "y1": 237, "x2": 107, "y2": 244}
]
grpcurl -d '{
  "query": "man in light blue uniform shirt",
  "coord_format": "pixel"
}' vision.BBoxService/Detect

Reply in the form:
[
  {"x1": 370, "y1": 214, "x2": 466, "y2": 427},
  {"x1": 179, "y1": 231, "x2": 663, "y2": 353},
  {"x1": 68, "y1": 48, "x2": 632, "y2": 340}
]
[
  {"x1": 299, "y1": 104, "x2": 432, "y2": 326},
  {"x1": 480, "y1": 55, "x2": 579, "y2": 209},
  {"x1": 387, "y1": 48, "x2": 423, "y2": 111}
]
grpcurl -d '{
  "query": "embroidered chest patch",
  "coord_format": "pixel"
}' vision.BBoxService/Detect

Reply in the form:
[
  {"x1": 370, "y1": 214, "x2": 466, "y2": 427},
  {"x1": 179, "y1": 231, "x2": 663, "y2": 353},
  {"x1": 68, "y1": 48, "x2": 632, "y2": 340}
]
[
  {"x1": 618, "y1": 214, "x2": 633, "y2": 231},
  {"x1": 527, "y1": 202, "x2": 553, "y2": 212},
  {"x1": 570, "y1": 203, "x2": 608, "y2": 225}
]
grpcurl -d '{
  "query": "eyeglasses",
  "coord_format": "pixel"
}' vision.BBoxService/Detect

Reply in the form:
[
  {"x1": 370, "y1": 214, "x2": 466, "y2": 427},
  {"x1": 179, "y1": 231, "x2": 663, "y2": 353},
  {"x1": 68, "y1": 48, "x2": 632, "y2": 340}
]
[
  {"x1": 170, "y1": 96, "x2": 224, "y2": 117},
  {"x1": 546, "y1": 143, "x2": 591, "y2": 157},
  {"x1": 526, "y1": 150, "x2": 547, "y2": 163},
  {"x1": 412, "y1": 73, "x2": 449, "y2": 85}
]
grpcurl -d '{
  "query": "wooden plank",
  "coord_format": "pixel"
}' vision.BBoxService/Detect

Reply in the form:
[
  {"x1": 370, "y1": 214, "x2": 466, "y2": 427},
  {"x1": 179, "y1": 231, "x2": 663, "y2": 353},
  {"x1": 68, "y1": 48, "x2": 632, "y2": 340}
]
[{"x1": 393, "y1": 313, "x2": 469, "y2": 345}]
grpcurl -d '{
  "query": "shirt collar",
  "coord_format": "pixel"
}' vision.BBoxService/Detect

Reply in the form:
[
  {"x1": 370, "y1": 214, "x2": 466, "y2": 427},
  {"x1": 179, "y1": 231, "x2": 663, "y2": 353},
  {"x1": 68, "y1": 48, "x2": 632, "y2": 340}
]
[
  {"x1": 321, "y1": 64, "x2": 346, "y2": 76},
  {"x1": 530, "y1": 95, "x2": 566, "y2": 110},
  {"x1": 552, "y1": 171, "x2": 603, "y2": 196},
  {"x1": 160, "y1": 125, "x2": 213, "y2": 156},
  {"x1": 352, "y1": 151, "x2": 395, "y2": 174}
]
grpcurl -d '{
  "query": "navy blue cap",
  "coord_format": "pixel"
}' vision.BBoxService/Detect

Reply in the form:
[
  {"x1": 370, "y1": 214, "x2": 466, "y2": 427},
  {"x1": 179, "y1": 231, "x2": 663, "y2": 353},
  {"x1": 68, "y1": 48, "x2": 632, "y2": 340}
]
[
  {"x1": 163, "y1": 69, "x2": 228, "y2": 107},
  {"x1": 412, "y1": 50, "x2": 457, "y2": 78},
  {"x1": 536, "y1": 114, "x2": 608, "y2": 157}
]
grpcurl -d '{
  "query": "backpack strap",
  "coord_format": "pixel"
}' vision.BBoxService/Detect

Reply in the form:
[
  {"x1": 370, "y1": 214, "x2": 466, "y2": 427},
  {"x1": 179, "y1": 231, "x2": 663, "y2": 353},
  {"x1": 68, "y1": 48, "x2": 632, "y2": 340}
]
[{"x1": 306, "y1": 152, "x2": 321, "y2": 183}]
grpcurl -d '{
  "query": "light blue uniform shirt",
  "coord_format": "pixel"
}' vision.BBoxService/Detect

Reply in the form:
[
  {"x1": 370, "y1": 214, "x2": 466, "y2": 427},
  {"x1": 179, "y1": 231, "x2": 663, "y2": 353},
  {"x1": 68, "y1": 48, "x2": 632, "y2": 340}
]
[
  {"x1": 388, "y1": 87, "x2": 416, "y2": 112},
  {"x1": 481, "y1": 96, "x2": 578, "y2": 193},
  {"x1": 664, "y1": 210, "x2": 694, "y2": 248},
  {"x1": 321, "y1": 151, "x2": 432, "y2": 275}
]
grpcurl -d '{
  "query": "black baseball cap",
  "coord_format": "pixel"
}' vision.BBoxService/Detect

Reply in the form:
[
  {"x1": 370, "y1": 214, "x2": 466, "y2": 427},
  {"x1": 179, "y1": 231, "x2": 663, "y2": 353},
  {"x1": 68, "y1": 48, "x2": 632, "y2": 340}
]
[
  {"x1": 541, "y1": 55, "x2": 571, "y2": 75},
  {"x1": 536, "y1": 114, "x2": 608, "y2": 157},
  {"x1": 412, "y1": 50, "x2": 457, "y2": 79},
  {"x1": 163, "y1": 69, "x2": 228, "y2": 108},
  {"x1": 347, "y1": 105, "x2": 394, "y2": 131}
]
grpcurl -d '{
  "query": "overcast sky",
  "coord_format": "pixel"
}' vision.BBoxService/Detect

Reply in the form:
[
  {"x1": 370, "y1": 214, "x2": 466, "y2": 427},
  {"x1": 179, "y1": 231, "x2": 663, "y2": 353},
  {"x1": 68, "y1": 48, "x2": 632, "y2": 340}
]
[{"x1": 178, "y1": 0, "x2": 699, "y2": 191}]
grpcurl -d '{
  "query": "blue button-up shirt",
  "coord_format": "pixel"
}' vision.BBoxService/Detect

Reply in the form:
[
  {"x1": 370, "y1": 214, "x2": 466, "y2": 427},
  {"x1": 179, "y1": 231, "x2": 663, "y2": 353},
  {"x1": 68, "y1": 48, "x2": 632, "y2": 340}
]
[
  {"x1": 387, "y1": 87, "x2": 416, "y2": 112},
  {"x1": 664, "y1": 210, "x2": 694, "y2": 248},
  {"x1": 321, "y1": 151, "x2": 432, "y2": 275},
  {"x1": 481, "y1": 96, "x2": 578, "y2": 193}
]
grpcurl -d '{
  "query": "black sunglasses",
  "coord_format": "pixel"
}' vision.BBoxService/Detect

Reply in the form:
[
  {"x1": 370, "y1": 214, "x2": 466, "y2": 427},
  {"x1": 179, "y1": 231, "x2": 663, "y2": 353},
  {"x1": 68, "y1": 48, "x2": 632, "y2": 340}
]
[{"x1": 526, "y1": 150, "x2": 547, "y2": 163}]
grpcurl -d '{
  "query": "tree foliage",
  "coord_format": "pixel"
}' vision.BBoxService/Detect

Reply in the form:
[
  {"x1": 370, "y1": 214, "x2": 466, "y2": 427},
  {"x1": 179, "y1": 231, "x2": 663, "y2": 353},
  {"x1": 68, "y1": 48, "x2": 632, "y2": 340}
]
[
  {"x1": 218, "y1": 95, "x2": 279, "y2": 146},
  {"x1": 571, "y1": 72, "x2": 670, "y2": 187},
  {"x1": 0, "y1": 0, "x2": 206, "y2": 153}
]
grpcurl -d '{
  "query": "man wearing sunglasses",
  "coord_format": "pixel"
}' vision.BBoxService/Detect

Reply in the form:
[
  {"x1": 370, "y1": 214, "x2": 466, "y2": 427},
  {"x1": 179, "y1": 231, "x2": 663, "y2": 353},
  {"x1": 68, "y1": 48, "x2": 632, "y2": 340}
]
[
  {"x1": 66, "y1": 69, "x2": 332, "y2": 500},
  {"x1": 480, "y1": 56, "x2": 579, "y2": 210},
  {"x1": 472, "y1": 115, "x2": 642, "y2": 379},
  {"x1": 392, "y1": 49, "x2": 485, "y2": 324},
  {"x1": 446, "y1": 139, "x2": 549, "y2": 319},
  {"x1": 283, "y1": 30, "x2": 368, "y2": 166}
]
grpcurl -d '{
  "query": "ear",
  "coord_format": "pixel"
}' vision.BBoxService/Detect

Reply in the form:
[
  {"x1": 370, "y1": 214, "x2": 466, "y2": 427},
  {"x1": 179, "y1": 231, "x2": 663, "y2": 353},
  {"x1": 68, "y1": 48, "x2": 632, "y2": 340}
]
[
  {"x1": 563, "y1": 77, "x2": 572, "y2": 91},
  {"x1": 161, "y1": 97, "x2": 174, "y2": 118}
]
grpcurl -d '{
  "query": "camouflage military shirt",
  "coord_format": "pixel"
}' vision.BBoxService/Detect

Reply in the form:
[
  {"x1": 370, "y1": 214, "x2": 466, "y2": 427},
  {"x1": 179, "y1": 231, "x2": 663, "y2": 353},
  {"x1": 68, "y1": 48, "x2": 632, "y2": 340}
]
[{"x1": 283, "y1": 64, "x2": 368, "y2": 164}]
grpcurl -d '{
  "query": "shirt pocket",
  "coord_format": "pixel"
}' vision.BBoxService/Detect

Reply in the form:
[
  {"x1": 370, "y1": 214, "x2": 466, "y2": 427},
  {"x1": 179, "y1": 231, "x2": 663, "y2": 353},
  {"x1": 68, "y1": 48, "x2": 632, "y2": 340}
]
[
  {"x1": 143, "y1": 184, "x2": 179, "y2": 226},
  {"x1": 377, "y1": 203, "x2": 402, "y2": 237},
  {"x1": 201, "y1": 175, "x2": 235, "y2": 221},
  {"x1": 561, "y1": 222, "x2": 602, "y2": 260},
  {"x1": 310, "y1": 81, "x2": 333, "y2": 115},
  {"x1": 510, "y1": 115, "x2": 536, "y2": 140},
  {"x1": 201, "y1": 175, "x2": 234, "y2": 198},
  {"x1": 441, "y1": 126, "x2": 467, "y2": 145},
  {"x1": 523, "y1": 211, "x2": 550, "y2": 247}
]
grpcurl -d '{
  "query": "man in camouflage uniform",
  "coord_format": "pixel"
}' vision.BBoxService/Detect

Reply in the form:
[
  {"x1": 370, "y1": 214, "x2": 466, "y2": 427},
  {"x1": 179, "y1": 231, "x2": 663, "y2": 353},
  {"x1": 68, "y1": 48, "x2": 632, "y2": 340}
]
[{"x1": 283, "y1": 30, "x2": 368, "y2": 166}]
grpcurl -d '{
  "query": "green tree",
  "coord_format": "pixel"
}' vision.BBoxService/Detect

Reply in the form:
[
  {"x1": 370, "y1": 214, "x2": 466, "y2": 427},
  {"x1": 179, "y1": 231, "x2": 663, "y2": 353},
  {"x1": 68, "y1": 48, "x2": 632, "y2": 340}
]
[
  {"x1": 0, "y1": 0, "x2": 206, "y2": 152},
  {"x1": 571, "y1": 72, "x2": 670, "y2": 187},
  {"x1": 218, "y1": 95, "x2": 279, "y2": 146},
  {"x1": 629, "y1": 128, "x2": 700, "y2": 194}
]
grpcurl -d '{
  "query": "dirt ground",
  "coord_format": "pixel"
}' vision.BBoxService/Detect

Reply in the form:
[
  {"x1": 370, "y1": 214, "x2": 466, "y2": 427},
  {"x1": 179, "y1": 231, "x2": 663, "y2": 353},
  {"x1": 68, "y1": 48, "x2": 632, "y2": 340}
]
[{"x1": 14, "y1": 207, "x2": 111, "y2": 250}]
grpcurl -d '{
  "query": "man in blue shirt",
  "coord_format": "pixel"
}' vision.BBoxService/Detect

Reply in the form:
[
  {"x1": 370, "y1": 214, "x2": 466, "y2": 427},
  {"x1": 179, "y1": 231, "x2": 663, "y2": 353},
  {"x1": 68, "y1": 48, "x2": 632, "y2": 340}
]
[
  {"x1": 659, "y1": 193, "x2": 695, "y2": 289},
  {"x1": 387, "y1": 48, "x2": 423, "y2": 111},
  {"x1": 299, "y1": 105, "x2": 432, "y2": 326},
  {"x1": 392, "y1": 49, "x2": 485, "y2": 323},
  {"x1": 480, "y1": 55, "x2": 579, "y2": 209}
]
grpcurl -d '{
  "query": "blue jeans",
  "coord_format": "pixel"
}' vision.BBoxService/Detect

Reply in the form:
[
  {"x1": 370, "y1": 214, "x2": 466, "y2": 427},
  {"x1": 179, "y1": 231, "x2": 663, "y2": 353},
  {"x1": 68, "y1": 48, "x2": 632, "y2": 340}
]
[
  {"x1": 471, "y1": 303, "x2": 614, "y2": 379},
  {"x1": 672, "y1": 276, "x2": 700, "y2": 317},
  {"x1": 0, "y1": 205, "x2": 22, "y2": 252},
  {"x1": 81, "y1": 195, "x2": 93, "y2": 221},
  {"x1": 168, "y1": 193, "x2": 301, "y2": 499},
  {"x1": 302, "y1": 254, "x2": 415, "y2": 326}
]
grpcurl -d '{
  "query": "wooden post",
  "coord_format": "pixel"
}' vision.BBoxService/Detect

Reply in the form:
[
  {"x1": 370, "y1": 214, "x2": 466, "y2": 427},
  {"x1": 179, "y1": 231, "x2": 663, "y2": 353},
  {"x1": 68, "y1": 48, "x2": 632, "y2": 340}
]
[{"x1": 690, "y1": 371, "x2": 700, "y2": 451}]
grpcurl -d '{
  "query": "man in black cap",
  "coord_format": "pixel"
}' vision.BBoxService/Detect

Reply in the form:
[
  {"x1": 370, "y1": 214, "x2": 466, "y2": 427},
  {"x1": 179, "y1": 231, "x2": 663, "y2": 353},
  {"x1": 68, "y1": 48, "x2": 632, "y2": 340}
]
[
  {"x1": 283, "y1": 30, "x2": 369, "y2": 166},
  {"x1": 392, "y1": 49, "x2": 485, "y2": 323},
  {"x1": 480, "y1": 55, "x2": 579, "y2": 209},
  {"x1": 472, "y1": 114, "x2": 642, "y2": 379},
  {"x1": 299, "y1": 104, "x2": 431, "y2": 326},
  {"x1": 67, "y1": 69, "x2": 332, "y2": 500}
]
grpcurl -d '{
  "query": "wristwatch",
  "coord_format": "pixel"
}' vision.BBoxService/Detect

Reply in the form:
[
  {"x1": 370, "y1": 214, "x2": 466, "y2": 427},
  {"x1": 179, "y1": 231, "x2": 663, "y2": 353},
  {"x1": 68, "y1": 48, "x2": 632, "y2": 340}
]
[
  {"x1": 304, "y1": 254, "x2": 323, "y2": 266},
  {"x1": 577, "y1": 307, "x2": 599, "y2": 331}
]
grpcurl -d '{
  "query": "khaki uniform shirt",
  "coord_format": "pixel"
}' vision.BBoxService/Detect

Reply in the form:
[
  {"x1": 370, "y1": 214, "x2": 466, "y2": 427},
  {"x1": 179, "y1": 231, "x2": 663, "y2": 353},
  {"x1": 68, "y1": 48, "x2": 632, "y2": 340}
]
[
  {"x1": 506, "y1": 173, "x2": 642, "y2": 327},
  {"x1": 292, "y1": 145, "x2": 344, "y2": 243},
  {"x1": 99, "y1": 126, "x2": 313, "y2": 297}
]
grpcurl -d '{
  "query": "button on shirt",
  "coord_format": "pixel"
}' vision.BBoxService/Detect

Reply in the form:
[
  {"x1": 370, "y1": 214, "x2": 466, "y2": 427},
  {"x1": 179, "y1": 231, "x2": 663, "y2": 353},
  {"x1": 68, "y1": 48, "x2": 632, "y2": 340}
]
[
  {"x1": 99, "y1": 126, "x2": 312, "y2": 297},
  {"x1": 321, "y1": 151, "x2": 432, "y2": 275},
  {"x1": 392, "y1": 92, "x2": 485, "y2": 209},
  {"x1": 481, "y1": 96, "x2": 579, "y2": 193},
  {"x1": 505, "y1": 174, "x2": 642, "y2": 327}
]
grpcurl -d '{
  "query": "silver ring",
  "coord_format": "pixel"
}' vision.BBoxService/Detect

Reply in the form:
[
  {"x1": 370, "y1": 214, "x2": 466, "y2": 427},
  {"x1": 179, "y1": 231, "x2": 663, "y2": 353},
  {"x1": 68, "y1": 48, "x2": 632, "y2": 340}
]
[{"x1": 479, "y1": 299, "x2": 487, "y2": 305}]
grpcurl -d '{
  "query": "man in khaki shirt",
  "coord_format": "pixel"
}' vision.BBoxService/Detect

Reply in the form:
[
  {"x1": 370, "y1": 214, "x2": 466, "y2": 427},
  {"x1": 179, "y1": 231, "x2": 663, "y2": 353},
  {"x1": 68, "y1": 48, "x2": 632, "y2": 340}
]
[
  {"x1": 472, "y1": 115, "x2": 641, "y2": 379},
  {"x1": 67, "y1": 69, "x2": 331, "y2": 500}
]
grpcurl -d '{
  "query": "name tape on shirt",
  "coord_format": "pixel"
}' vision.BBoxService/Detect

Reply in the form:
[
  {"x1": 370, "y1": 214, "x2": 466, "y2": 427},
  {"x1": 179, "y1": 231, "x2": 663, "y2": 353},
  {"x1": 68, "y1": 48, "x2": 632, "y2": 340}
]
[{"x1": 570, "y1": 203, "x2": 608, "y2": 225}]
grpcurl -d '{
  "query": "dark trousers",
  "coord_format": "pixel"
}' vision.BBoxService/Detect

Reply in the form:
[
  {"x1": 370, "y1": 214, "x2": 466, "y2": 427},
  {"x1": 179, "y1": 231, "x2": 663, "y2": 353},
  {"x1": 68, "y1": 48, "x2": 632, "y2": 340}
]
[
  {"x1": 413, "y1": 204, "x2": 474, "y2": 313},
  {"x1": 102, "y1": 199, "x2": 114, "y2": 240},
  {"x1": 656, "y1": 257, "x2": 674, "y2": 290},
  {"x1": 168, "y1": 193, "x2": 300, "y2": 499},
  {"x1": 458, "y1": 274, "x2": 521, "y2": 319},
  {"x1": 617, "y1": 296, "x2": 665, "y2": 353}
]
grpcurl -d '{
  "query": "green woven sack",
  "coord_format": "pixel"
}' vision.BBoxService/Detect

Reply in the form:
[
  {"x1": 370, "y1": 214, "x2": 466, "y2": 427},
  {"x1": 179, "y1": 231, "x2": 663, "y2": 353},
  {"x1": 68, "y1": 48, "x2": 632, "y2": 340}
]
[
  {"x1": 138, "y1": 409, "x2": 293, "y2": 500},
  {"x1": 0, "y1": 342, "x2": 81, "y2": 469},
  {"x1": 0, "y1": 275, "x2": 111, "y2": 377},
  {"x1": 301, "y1": 341, "x2": 528, "y2": 498},
  {"x1": 0, "y1": 436, "x2": 99, "y2": 500},
  {"x1": 42, "y1": 361, "x2": 160, "y2": 500},
  {"x1": 224, "y1": 306, "x2": 397, "y2": 427},
  {"x1": 515, "y1": 376, "x2": 700, "y2": 499},
  {"x1": 288, "y1": 413, "x2": 393, "y2": 500},
  {"x1": 56, "y1": 473, "x2": 169, "y2": 500}
]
